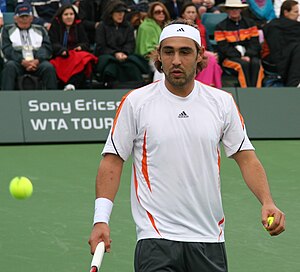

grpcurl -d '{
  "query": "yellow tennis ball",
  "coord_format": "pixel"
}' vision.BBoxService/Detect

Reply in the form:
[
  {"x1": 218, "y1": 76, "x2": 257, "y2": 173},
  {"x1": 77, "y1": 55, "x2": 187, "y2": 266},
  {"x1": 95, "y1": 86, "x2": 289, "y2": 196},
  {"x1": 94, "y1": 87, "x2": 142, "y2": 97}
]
[
  {"x1": 267, "y1": 216, "x2": 274, "y2": 227},
  {"x1": 265, "y1": 216, "x2": 275, "y2": 231},
  {"x1": 9, "y1": 176, "x2": 33, "y2": 200}
]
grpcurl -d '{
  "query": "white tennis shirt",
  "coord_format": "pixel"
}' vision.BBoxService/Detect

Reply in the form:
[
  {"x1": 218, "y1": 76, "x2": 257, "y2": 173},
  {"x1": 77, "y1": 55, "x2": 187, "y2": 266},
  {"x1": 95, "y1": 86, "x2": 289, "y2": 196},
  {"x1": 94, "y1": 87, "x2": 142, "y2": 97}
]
[{"x1": 102, "y1": 80, "x2": 254, "y2": 243}]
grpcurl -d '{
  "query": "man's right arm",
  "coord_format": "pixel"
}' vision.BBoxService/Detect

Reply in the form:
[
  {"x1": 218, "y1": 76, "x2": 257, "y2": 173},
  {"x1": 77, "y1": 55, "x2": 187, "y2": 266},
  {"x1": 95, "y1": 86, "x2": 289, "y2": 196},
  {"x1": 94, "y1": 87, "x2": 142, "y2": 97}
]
[
  {"x1": 88, "y1": 153, "x2": 124, "y2": 254},
  {"x1": 1, "y1": 26, "x2": 23, "y2": 62}
]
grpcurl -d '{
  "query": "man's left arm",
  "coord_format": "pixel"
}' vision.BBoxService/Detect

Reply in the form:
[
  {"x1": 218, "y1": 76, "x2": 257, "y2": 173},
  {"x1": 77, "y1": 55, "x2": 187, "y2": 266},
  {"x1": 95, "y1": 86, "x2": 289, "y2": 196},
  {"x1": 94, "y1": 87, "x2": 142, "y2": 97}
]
[
  {"x1": 232, "y1": 150, "x2": 285, "y2": 236},
  {"x1": 34, "y1": 27, "x2": 53, "y2": 62}
]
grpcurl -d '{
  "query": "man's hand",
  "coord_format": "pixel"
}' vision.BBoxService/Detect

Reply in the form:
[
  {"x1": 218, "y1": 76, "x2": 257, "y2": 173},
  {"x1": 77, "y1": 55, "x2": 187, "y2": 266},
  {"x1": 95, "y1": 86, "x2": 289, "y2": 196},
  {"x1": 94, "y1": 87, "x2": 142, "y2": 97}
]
[
  {"x1": 21, "y1": 59, "x2": 40, "y2": 72},
  {"x1": 262, "y1": 204, "x2": 285, "y2": 236},
  {"x1": 241, "y1": 56, "x2": 250, "y2": 62},
  {"x1": 74, "y1": 46, "x2": 82, "y2": 51},
  {"x1": 115, "y1": 52, "x2": 128, "y2": 61},
  {"x1": 88, "y1": 222, "x2": 112, "y2": 254}
]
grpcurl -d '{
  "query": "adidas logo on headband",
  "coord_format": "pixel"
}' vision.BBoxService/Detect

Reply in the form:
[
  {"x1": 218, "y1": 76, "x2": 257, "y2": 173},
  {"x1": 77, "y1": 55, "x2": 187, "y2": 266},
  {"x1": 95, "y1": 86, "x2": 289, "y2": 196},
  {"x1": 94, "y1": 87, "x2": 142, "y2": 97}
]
[{"x1": 177, "y1": 28, "x2": 185, "y2": 32}]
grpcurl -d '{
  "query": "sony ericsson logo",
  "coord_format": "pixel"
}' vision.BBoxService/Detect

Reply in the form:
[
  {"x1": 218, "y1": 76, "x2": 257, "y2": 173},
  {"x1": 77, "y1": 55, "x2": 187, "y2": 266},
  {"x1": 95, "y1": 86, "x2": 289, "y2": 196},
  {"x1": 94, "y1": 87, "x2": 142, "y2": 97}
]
[
  {"x1": 177, "y1": 27, "x2": 185, "y2": 32},
  {"x1": 178, "y1": 111, "x2": 189, "y2": 118}
]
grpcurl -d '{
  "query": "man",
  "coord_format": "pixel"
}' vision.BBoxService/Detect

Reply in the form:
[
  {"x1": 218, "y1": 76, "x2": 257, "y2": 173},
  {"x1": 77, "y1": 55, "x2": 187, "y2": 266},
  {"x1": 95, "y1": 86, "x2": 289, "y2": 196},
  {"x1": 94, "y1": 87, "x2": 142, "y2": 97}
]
[
  {"x1": 89, "y1": 19, "x2": 285, "y2": 271},
  {"x1": 215, "y1": 0, "x2": 264, "y2": 88},
  {"x1": 1, "y1": 2, "x2": 57, "y2": 90},
  {"x1": 18, "y1": 0, "x2": 70, "y2": 29}
]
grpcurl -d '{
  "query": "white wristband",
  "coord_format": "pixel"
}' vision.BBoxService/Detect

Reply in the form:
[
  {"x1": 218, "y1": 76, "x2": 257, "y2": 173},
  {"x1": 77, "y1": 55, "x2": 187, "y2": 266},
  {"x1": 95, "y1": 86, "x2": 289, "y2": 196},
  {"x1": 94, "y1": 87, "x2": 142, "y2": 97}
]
[{"x1": 93, "y1": 198, "x2": 113, "y2": 225}]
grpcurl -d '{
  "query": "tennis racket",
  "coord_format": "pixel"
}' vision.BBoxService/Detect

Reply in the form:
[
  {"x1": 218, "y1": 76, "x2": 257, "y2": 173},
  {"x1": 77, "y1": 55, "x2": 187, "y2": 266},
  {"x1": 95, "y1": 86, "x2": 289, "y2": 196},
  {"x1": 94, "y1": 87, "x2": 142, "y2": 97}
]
[{"x1": 90, "y1": 241, "x2": 105, "y2": 272}]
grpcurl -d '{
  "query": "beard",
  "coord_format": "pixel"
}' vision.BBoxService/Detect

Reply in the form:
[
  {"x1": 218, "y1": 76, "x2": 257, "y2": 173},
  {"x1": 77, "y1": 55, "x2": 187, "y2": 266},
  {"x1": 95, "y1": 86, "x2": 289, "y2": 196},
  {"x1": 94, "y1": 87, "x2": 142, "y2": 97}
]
[{"x1": 164, "y1": 67, "x2": 196, "y2": 87}]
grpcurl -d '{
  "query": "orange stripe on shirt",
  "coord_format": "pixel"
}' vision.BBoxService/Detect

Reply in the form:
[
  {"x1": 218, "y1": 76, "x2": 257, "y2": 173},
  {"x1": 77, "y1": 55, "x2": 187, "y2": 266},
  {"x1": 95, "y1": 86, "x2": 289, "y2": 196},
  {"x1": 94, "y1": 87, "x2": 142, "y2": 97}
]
[
  {"x1": 217, "y1": 146, "x2": 221, "y2": 191},
  {"x1": 142, "y1": 130, "x2": 152, "y2": 192},
  {"x1": 218, "y1": 217, "x2": 225, "y2": 241},
  {"x1": 147, "y1": 211, "x2": 161, "y2": 236},
  {"x1": 133, "y1": 164, "x2": 140, "y2": 203}
]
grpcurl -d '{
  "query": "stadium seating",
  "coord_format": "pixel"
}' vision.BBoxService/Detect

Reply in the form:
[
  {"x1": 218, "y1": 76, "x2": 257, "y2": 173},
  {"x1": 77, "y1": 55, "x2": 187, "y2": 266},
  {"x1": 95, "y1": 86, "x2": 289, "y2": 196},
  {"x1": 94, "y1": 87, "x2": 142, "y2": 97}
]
[{"x1": 3, "y1": 12, "x2": 14, "y2": 25}]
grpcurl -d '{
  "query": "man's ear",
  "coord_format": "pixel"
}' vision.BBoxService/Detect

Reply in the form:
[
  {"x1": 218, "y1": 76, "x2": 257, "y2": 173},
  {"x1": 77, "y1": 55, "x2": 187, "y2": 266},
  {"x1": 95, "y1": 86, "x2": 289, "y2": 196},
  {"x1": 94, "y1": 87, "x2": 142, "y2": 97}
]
[
  {"x1": 157, "y1": 50, "x2": 161, "y2": 62},
  {"x1": 197, "y1": 46, "x2": 205, "y2": 62}
]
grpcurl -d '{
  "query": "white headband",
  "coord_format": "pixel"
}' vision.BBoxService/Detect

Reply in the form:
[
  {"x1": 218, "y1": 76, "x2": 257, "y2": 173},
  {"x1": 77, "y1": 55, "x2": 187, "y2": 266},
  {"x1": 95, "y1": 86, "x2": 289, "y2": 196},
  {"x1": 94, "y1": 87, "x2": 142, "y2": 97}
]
[{"x1": 159, "y1": 24, "x2": 201, "y2": 46}]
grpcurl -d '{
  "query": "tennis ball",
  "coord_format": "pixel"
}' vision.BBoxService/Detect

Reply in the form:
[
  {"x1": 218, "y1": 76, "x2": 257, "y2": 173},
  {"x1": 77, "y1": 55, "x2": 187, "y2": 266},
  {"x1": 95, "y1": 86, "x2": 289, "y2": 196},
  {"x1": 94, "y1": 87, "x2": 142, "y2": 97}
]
[
  {"x1": 9, "y1": 176, "x2": 33, "y2": 200},
  {"x1": 265, "y1": 216, "x2": 274, "y2": 231},
  {"x1": 267, "y1": 216, "x2": 274, "y2": 227}
]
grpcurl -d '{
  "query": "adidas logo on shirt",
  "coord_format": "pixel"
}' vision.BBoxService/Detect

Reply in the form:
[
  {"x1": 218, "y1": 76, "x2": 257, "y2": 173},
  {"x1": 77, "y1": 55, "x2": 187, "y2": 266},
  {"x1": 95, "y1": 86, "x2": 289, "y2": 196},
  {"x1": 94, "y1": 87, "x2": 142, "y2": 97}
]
[
  {"x1": 177, "y1": 28, "x2": 185, "y2": 32},
  {"x1": 178, "y1": 111, "x2": 189, "y2": 118}
]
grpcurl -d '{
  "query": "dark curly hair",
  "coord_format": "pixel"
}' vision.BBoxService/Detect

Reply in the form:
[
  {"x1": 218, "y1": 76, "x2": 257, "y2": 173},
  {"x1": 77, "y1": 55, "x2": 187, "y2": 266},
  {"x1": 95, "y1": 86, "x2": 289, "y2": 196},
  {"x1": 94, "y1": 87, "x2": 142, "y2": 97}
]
[{"x1": 153, "y1": 19, "x2": 208, "y2": 74}]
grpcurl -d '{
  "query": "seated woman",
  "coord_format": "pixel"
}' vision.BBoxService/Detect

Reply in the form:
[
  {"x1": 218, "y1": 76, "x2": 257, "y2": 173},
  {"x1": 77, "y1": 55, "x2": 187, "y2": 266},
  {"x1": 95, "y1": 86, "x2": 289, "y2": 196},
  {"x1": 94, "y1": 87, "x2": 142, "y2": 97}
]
[
  {"x1": 94, "y1": 0, "x2": 149, "y2": 88},
  {"x1": 135, "y1": 1, "x2": 171, "y2": 81},
  {"x1": 48, "y1": 4, "x2": 98, "y2": 90},
  {"x1": 263, "y1": 0, "x2": 300, "y2": 87},
  {"x1": 180, "y1": 2, "x2": 222, "y2": 88}
]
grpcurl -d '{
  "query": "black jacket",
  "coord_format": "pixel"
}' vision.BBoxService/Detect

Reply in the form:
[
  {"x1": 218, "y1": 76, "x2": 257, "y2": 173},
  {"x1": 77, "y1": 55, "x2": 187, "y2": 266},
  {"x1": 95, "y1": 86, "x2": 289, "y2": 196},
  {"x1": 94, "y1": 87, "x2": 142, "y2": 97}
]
[
  {"x1": 215, "y1": 16, "x2": 261, "y2": 61},
  {"x1": 263, "y1": 17, "x2": 300, "y2": 81},
  {"x1": 48, "y1": 16, "x2": 90, "y2": 57},
  {"x1": 95, "y1": 20, "x2": 135, "y2": 56}
]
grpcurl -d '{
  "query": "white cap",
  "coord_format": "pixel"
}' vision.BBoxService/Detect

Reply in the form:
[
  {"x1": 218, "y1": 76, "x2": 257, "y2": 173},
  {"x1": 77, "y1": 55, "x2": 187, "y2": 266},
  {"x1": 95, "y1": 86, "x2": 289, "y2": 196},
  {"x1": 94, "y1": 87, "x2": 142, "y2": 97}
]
[{"x1": 159, "y1": 24, "x2": 201, "y2": 46}]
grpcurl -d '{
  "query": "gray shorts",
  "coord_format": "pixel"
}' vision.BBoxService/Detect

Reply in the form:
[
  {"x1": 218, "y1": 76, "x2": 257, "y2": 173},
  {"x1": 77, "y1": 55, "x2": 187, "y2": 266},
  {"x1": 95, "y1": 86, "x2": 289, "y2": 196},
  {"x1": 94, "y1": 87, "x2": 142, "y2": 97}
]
[{"x1": 134, "y1": 239, "x2": 228, "y2": 272}]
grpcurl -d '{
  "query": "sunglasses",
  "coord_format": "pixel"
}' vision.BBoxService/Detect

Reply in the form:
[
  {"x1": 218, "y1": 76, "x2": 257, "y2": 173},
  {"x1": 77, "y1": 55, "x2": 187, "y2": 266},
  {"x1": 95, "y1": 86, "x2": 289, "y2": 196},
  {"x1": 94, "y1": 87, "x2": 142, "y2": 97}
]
[
  {"x1": 154, "y1": 10, "x2": 165, "y2": 15},
  {"x1": 226, "y1": 7, "x2": 241, "y2": 10}
]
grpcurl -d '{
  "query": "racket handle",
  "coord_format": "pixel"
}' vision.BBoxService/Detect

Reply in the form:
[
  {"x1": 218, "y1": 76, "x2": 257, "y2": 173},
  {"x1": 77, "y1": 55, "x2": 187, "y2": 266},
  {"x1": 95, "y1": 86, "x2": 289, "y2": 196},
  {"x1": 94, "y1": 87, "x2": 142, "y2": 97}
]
[{"x1": 90, "y1": 242, "x2": 105, "y2": 271}]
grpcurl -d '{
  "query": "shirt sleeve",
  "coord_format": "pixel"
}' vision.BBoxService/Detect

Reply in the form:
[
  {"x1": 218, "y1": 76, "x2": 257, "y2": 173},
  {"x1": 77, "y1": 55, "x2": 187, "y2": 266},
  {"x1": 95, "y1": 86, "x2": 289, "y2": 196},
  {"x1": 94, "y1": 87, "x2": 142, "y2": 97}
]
[
  {"x1": 222, "y1": 96, "x2": 254, "y2": 157},
  {"x1": 102, "y1": 94, "x2": 136, "y2": 161}
]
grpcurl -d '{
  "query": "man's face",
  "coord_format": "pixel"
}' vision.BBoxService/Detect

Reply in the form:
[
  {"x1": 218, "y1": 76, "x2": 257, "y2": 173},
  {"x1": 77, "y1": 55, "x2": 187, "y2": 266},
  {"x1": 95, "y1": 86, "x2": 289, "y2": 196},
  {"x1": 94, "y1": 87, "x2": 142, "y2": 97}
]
[
  {"x1": 15, "y1": 15, "x2": 33, "y2": 29},
  {"x1": 158, "y1": 37, "x2": 202, "y2": 91},
  {"x1": 227, "y1": 8, "x2": 242, "y2": 21}
]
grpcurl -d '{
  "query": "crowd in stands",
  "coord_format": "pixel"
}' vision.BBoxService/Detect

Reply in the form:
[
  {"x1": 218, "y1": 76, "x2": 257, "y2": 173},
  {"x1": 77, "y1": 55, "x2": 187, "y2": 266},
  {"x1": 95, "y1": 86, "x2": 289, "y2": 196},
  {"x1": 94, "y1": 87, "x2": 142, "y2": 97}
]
[{"x1": 0, "y1": 0, "x2": 299, "y2": 90}]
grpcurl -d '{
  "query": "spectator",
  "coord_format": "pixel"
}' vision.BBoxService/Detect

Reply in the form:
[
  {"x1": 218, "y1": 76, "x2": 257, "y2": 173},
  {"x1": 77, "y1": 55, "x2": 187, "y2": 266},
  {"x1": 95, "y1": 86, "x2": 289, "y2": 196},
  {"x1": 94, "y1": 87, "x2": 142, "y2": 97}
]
[
  {"x1": 72, "y1": 0, "x2": 80, "y2": 13},
  {"x1": 274, "y1": 0, "x2": 300, "y2": 20},
  {"x1": 18, "y1": 0, "x2": 70, "y2": 30},
  {"x1": 263, "y1": 0, "x2": 300, "y2": 87},
  {"x1": 242, "y1": 0, "x2": 276, "y2": 29},
  {"x1": 94, "y1": 0, "x2": 149, "y2": 88},
  {"x1": 215, "y1": 0, "x2": 264, "y2": 88},
  {"x1": 180, "y1": 2, "x2": 223, "y2": 88},
  {"x1": 135, "y1": 1, "x2": 170, "y2": 80},
  {"x1": 48, "y1": 4, "x2": 98, "y2": 90},
  {"x1": 125, "y1": 0, "x2": 149, "y2": 33},
  {"x1": 202, "y1": 0, "x2": 221, "y2": 14},
  {"x1": 1, "y1": 2, "x2": 57, "y2": 90},
  {"x1": 163, "y1": 0, "x2": 184, "y2": 19}
]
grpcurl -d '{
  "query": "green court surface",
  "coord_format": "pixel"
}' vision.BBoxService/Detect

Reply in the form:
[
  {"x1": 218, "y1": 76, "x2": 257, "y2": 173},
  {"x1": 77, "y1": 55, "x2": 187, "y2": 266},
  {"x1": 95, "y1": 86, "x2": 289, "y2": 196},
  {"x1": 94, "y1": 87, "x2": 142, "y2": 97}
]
[{"x1": 0, "y1": 141, "x2": 299, "y2": 272}]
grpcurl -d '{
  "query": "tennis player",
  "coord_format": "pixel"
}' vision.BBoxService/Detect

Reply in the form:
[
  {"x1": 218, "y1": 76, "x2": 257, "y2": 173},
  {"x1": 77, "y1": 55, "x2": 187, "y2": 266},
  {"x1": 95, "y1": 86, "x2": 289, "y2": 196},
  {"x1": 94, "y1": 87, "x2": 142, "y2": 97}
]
[{"x1": 89, "y1": 19, "x2": 285, "y2": 272}]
